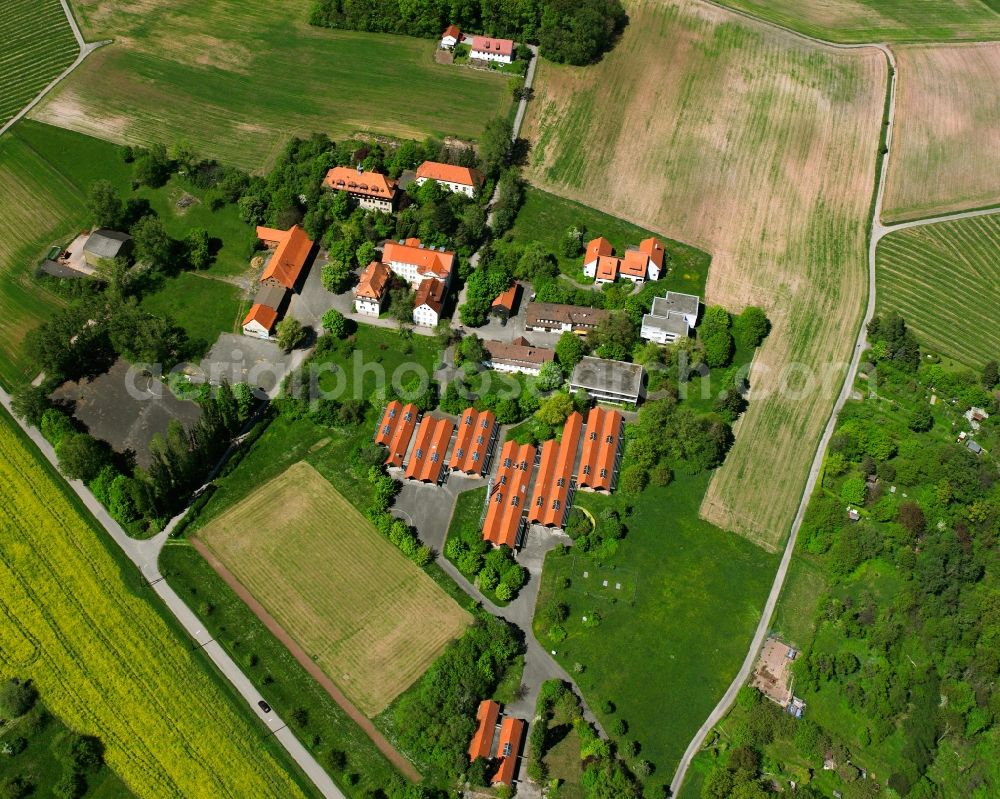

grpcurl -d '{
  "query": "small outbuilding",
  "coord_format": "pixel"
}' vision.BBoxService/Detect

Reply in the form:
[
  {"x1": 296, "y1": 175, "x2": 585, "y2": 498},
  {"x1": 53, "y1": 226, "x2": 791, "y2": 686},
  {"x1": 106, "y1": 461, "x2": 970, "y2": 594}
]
[{"x1": 83, "y1": 228, "x2": 133, "y2": 267}]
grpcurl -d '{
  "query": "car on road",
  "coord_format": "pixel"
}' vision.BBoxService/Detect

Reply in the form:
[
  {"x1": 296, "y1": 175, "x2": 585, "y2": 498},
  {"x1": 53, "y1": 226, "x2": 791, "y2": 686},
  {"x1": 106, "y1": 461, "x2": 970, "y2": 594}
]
[{"x1": 258, "y1": 700, "x2": 271, "y2": 713}]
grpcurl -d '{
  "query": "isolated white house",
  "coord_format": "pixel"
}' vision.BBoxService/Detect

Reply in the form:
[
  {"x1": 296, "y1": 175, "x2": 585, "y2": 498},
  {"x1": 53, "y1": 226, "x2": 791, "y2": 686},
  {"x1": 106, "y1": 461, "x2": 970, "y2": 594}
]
[
  {"x1": 470, "y1": 35, "x2": 514, "y2": 64},
  {"x1": 441, "y1": 25, "x2": 462, "y2": 48},
  {"x1": 415, "y1": 161, "x2": 484, "y2": 198}
]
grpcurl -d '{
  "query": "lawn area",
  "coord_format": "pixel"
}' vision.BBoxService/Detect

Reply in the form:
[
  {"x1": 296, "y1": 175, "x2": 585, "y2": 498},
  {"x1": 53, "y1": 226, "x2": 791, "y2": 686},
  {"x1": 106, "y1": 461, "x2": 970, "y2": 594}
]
[
  {"x1": 716, "y1": 0, "x2": 1000, "y2": 42},
  {"x1": 533, "y1": 471, "x2": 779, "y2": 780},
  {"x1": 0, "y1": 120, "x2": 253, "y2": 387},
  {"x1": 884, "y1": 43, "x2": 1000, "y2": 221},
  {"x1": 0, "y1": 696, "x2": 134, "y2": 799},
  {"x1": 35, "y1": 0, "x2": 513, "y2": 171},
  {"x1": 524, "y1": 0, "x2": 884, "y2": 551},
  {"x1": 875, "y1": 212, "x2": 1000, "y2": 367},
  {"x1": 508, "y1": 186, "x2": 711, "y2": 289},
  {"x1": 315, "y1": 325, "x2": 441, "y2": 405},
  {"x1": 140, "y1": 271, "x2": 245, "y2": 357},
  {"x1": 196, "y1": 461, "x2": 472, "y2": 717},
  {"x1": 0, "y1": 0, "x2": 78, "y2": 128},
  {"x1": 0, "y1": 408, "x2": 316, "y2": 799}
]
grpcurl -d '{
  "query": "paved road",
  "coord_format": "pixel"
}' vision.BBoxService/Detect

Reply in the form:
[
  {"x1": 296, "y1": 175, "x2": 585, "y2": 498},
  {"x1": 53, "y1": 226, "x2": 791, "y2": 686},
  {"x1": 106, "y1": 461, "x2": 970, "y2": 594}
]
[
  {"x1": 511, "y1": 45, "x2": 540, "y2": 144},
  {"x1": 0, "y1": 372, "x2": 344, "y2": 798},
  {"x1": 0, "y1": 0, "x2": 110, "y2": 139}
]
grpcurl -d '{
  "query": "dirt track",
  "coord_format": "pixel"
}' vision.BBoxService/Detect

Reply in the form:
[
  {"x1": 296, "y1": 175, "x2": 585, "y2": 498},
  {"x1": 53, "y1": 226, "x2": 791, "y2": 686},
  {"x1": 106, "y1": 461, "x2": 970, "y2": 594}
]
[{"x1": 190, "y1": 538, "x2": 423, "y2": 783}]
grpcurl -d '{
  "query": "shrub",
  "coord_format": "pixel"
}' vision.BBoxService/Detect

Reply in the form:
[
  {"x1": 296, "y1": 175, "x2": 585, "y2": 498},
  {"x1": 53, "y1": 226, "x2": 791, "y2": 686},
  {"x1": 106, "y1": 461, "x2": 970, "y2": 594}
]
[{"x1": 0, "y1": 680, "x2": 37, "y2": 720}]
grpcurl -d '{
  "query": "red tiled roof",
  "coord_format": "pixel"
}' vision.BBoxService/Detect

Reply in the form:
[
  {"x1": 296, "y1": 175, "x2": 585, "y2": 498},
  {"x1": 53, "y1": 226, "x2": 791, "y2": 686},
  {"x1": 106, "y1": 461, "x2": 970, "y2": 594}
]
[
  {"x1": 449, "y1": 408, "x2": 497, "y2": 475},
  {"x1": 584, "y1": 236, "x2": 613, "y2": 264},
  {"x1": 491, "y1": 716, "x2": 525, "y2": 785},
  {"x1": 241, "y1": 303, "x2": 277, "y2": 332},
  {"x1": 483, "y1": 440, "x2": 536, "y2": 548},
  {"x1": 620, "y1": 249, "x2": 648, "y2": 278},
  {"x1": 375, "y1": 400, "x2": 403, "y2": 446},
  {"x1": 595, "y1": 255, "x2": 621, "y2": 282},
  {"x1": 443, "y1": 24, "x2": 461, "y2": 40},
  {"x1": 383, "y1": 402, "x2": 420, "y2": 468},
  {"x1": 383, "y1": 238, "x2": 455, "y2": 281},
  {"x1": 491, "y1": 282, "x2": 521, "y2": 311},
  {"x1": 405, "y1": 416, "x2": 454, "y2": 483},
  {"x1": 529, "y1": 412, "x2": 582, "y2": 526},
  {"x1": 576, "y1": 407, "x2": 624, "y2": 491},
  {"x1": 323, "y1": 167, "x2": 398, "y2": 200},
  {"x1": 256, "y1": 225, "x2": 313, "y2": 290},
  {"x1": 468, "y1": 699, "x2": 500, "y2": 762},
  {"x1": 416, "y1": 161, "x2": 484, "y2": 188},
  {"x1": 356, "y1": 260, "x2": 391, "y2": 301},
  {"x1": 414, "y1": 277, "x2": 447, "y2": 313},
  {"x1": 471, "y1": 36, "x2": 514, "y2": 57},
  {"x1": 639, "y1": 236, "x2": 665, "y2": 270}
]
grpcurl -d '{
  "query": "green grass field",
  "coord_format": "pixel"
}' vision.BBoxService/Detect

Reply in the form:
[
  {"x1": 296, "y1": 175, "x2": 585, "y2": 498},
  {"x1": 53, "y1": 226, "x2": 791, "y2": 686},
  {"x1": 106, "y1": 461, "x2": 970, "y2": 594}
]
[
  {"x1": 33, "y1": 0, "x2": 512, "y2": 171},
  {"x1": 197, "y1": 461, "x2": 472, "y2": 717},
  {"x1": 508, "y1": 186, "x2": 711, "y2": 288},
  {"x1": 0, "y1": 0, "x2": 78, "y2": 129},
  {"x1": 533, "y1": 472, "x2": 779, "y2": 780},
  {"x1": 875, "y1": 213, "x2": 1000, "y2": 367},
  {"x1": 0, "y1": 409, "x2": 317, "y2": 799},
  {"x1": 716, "y1": 0, "x2": 1000, "y2": 42},
  {"x1": 0, "y1": 696, "x2": 135, "y2": 799},
  {"x1": 0, "y1": 121, "x2": 252, "y2": 388}
]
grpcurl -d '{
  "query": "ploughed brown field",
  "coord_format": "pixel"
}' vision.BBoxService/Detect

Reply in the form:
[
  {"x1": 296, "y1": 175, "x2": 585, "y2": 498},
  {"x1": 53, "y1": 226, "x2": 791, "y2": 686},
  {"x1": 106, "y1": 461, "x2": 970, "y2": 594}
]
[{"x1": 523, "y1": 0, "x2": 886, "y2": 550}]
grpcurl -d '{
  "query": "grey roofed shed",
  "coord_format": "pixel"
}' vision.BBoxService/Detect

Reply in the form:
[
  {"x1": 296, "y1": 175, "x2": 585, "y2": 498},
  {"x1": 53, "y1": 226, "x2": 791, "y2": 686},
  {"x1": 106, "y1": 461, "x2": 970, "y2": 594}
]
[
  {"x1": 641, "y1": 312, "x2": 689, "y2": 336},
  {"x1": 253, "y1": 283, "x2": 288, "y2": 310},
  {"x1": 570, "y1": 356, "x2": 645, "y2": 402},
  {"x1": 651, "y1": 291, "x2": 700, "y2": 319},
  {"x1": 83, "y1": 228, "x2": 132, "y2": 261}
]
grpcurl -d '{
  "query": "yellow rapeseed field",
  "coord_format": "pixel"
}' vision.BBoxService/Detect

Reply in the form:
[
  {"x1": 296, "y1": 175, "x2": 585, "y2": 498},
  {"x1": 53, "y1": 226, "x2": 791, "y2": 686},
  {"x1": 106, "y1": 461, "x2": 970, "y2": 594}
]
[{"x1": 0, "y1": 412, "x2": 309, "y2": 799}]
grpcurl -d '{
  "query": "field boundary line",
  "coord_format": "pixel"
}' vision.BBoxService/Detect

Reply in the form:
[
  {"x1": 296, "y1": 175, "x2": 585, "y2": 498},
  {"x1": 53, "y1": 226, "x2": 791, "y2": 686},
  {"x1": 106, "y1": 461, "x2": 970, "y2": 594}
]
[
  {"x1": 190, "y1": 537, "x2": 423, "y2": 783},
  {"x1": 0, "y1": 0, "x2": 111, "y2": 140}
]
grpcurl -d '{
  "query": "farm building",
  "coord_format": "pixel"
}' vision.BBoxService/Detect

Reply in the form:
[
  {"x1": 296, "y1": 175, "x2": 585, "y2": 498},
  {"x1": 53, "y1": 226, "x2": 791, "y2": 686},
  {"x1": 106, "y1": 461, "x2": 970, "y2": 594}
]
[
  {"x1": 375, "y1": 401, "x2": 421, "y2": 468},
  {"x1": 413, "y1": 277, "x2": 447, "y2": 327},
  {"x1": 440, "y1": 24, "x2": 462, "y2": 49},
  {"x1": 323, "y1": 166, "x2": 398, "y2": 212},
  {"x1": 483, "y1": 440, "x2": 536, "y2": 548},
  {"x1": 354, "y1": 261, "x2": 392, "y2": 317},
  {"x1": 449, "y1": 408, "x2": 499, "y2": 476},
  {"x1": 492, "y1": 716, "x2": 525, "y2": 785},
  {"x1": 640, "y1": 291, "x2": 701, "y2": 344},
  {"x1": 582, "y1": 236, "x2": 664, "y2": 284},
  {"x1": 241, "y1": 285, "x2": 287, "y2": 338},
  {"x1": 576, "y1": 407, "x2": 625, "y2": 492},
  {"x1": 405, "y1": 416, "x2": 455, "y2": 483},
  {"x1": 569, "y1": 356, "x2": 645, "y2": 406},
  {"x1": 525, "y1": 301, "x2": 609, "y2": 334},
  {"x1": 529, "y1": 411, "x2": 583, "y2": 527},
  {"x1": 470, "y1": 35, "x2": 514, "y2": 64},
  {"x1": 83, "y1": 228, "x2": 132, "y2": 267},
  {"x1": 468, "y1": 699, "x2": 500, "y2": 761},
  {"x1": 415, "y1": 161, "x2": 483, "y2": 197},
  {"x1": 483, "y1": 337, "x2": 555, "y2": 376},
  {"x1": 490, "y1": 282, "x2": 521, "y2": 321},
  {"x1": 256, "y1": 225, "x2": 314, "y2": 291}
]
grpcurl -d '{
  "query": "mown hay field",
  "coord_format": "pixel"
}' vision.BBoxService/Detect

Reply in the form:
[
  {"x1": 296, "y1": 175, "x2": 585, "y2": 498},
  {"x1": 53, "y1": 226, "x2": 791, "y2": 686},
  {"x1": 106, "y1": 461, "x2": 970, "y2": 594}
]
[
  {"x1": 716, "y1": 0, "x2": 1000, "y2": 42},
  {"x1": 883, "y1": 43, "x2": 1000, "y2": 222},
  {"x1": 31, "y1": 0, "x2": 511, "y2": 171},
  {"x1": 0, "y1": 0, "x2": 78, "y2": 128},
  {"x1": 875, "y1": 213, "x2": 1000, "y2": 367},
  {"x1": 0, "y1": 411, "x2": 311, "y2": 799},
  {"x1": 523, "y1": 0, "x2": 886, "y2": 550},
  {"x1": 197, "y1": 461, "x2": 472, "y2": 717}
]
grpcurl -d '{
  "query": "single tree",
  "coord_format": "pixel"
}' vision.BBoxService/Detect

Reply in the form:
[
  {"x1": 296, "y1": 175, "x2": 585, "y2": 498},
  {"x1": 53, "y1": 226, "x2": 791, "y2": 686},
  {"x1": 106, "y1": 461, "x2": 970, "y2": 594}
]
[
  {"x1": 276, "y1": 317, "x2": 306, "y2": 352},
  {"x1": 321, "y1": 308, "x2": 347, "y2": 337},
  {"x1": 185, "y1": 227, "x2": 211, "y2": 269},
  {"x1": 87, "y1": 180, "x2": 125, "y2": 229}
]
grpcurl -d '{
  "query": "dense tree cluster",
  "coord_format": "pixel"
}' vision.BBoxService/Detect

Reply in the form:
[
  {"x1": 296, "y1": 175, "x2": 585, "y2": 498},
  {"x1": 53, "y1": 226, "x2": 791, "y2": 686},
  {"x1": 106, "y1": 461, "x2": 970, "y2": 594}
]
[
  {"x1": 392, "y1": 614, "x2": 523, "y2": 781},
  {"x1": 308, "y1": 0, "x2": 625, "y2": 66}
]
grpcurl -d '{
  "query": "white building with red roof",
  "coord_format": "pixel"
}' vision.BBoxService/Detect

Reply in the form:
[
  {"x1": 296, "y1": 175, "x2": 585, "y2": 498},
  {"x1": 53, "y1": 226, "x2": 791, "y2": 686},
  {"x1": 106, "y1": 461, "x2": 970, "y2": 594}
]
[
  {"x1": 414, "y1": 277, "x2": 447, "y2": 327},
  {"x1": 323, "y1": 166, "x2": 398, "y2": 212},
  {"x1": 354, "y1": 260, "x2": 392, "y2": 317},
  {"x1": 382, "y1": 237, "x2": 455, "y2": 289},
  {"x1": 440, "y1": 25, "x2": 462, "y2": 48},
  {"x1": 415, "y1": 161, "x2": 484, "y2": 197},
  {"x1": 470, "y1": 35, "x2": 514, "y2": 64}
]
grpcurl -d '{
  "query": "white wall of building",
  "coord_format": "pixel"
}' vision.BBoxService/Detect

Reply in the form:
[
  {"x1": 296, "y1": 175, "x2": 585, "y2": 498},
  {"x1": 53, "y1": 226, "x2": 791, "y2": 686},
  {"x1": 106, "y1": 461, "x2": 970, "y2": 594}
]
[
  {"x1": 471, "y1": 49, "x2": 512, "y2": 64},
  {"x1": 415, "y1": 176, "x2": 475, "y2": 197},
  {"x1": 242, "y1": 321, "x2": 270, "y2": 339}
]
